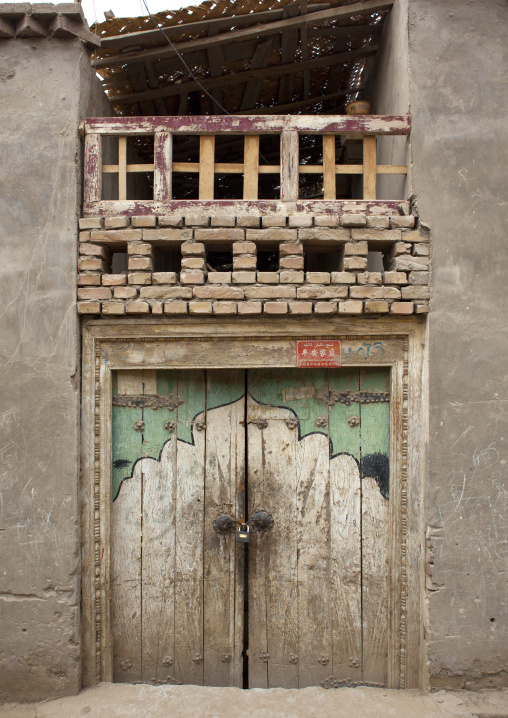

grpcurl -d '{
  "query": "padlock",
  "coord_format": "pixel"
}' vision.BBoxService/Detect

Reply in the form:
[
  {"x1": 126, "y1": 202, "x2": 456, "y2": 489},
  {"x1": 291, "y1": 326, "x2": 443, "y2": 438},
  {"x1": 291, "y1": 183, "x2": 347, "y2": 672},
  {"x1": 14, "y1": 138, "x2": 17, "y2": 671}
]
[{"x1": 236, "y1": 524, "x2": 250, "y2": 543}]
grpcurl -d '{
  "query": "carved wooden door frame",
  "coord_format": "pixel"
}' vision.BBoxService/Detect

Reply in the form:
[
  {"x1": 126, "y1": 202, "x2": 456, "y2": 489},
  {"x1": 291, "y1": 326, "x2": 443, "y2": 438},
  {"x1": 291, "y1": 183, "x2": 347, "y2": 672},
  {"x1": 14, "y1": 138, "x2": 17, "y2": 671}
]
[{"x1": 80, "y1": 316, "x2": 427, "y2": 689}]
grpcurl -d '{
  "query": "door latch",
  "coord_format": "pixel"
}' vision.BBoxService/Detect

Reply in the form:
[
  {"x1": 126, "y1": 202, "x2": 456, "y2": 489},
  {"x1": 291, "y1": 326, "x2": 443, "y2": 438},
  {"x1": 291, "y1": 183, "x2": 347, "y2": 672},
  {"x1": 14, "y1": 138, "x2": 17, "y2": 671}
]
[{"x1": 213, "y1": 509, "x2": 274, "y2": 540}]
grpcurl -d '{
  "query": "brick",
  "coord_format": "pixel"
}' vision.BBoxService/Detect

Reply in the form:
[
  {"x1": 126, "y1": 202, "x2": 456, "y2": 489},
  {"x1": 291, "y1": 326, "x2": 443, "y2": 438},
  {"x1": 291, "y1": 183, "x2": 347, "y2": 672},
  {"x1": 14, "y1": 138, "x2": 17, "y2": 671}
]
[
  {"x1": 297, "y1": 285, "x2": 348, "y2": 299},
  {"x1": 79, "y1": 231, "x2": 90, "y2": 243},
  {"x1": 79, "y1": 243, "x2": 109, "y2": 258},
  {"x1": 365, "y1": 300, "x2": 389, "y2": 313},
  {"x1": 233, "y1": 241, "x2": 257, "y2": 255},
  {"x1": 128, "y1": 272, "x2": 152, "y2": 285},
  {"x1": 211, "y1": 216, "x2": 236, "y2": 227},
  {"x1": 257, "y1": 272, "x2": 279, "y2": 284},
  {"x1": 367, "y1": 216, "x2": 390, "y2": 229},
  {"x1": 184, "y1": 214, "x2": 208, "y2": 227},
  {"x1": 350, "y1": 286, "x2": 401, "y2": 300},
  {"x1": 280, "y1": 242, "x2": 303, "y2": 256},
  {"x1": 78, "y1": 257, "x2": 107, "y2": 272},
  {"x1": 101, "y1": 301, "x2": 125, "y2": 315},
  {"x1": 151, "y1": 301, "x2": 164, "y2": 315},
  {"x1": 207, "y1": 272, "x2": 232, "y2": 284},
  {"x1": 213, "y1": 301, "x2": 237, "y2": 315},
  {"x1": 181, "y1": 257, "x2": 206, "y2": 270},
  {"x1": 280, "y1": 271, "x2": 304, "y2": 284},
  {"x1": 127, "y1": 242, "x2": 152, "y2": 256},
  {"x1": 77, "y1": 274, "x2": 100, "y2": 286},
  {"x1": 195, "y1": 228, "x2": 245, "y2": 241},
  {"x1": 343, "y1": 241, "x2": 368, "y2": 256},
  {"x1": 338, "y1": 300, "x2": 363, "y2": 314},
  {"x1": 330, "y1": 271, "x2": 356, "y2": 284},
  {"x1": 158, "y1": 215, "x2": 183, "y2": 227},
  {"x1": 77, "y1": 287, "x2": 111, "y2": 301},
  {"x1": 153, "y1": 272, "x2": 177, "y2": 284},
  {"x1": 144, "y1": 228, "x2": 192, "y2": 241},
  {"x1": 289, "y1": 301, "x2": 313, "y2": 314},
  {"x1": 298, "y1": 228, "x2": 349, "y2": 241},
  {"x1": 140, "y1": 286, "x2": 192, "y2": 300},
  {"x1": 181, "y1": 242, "x2": 205, "y2": 256},
  {"x1": 180, "y1": 270, "x2": 205, "y2": 285},
  {"x1": 401, "y1": 286, "x2": 430, "y2": 300},
  {"x1": 412, "y1": 243, "x2": 430, "y2": 256},
  {"x1": 245, "y1": 286, "x2": 296, "y2": 299},
  {"x1": 102, "y1": 273, "x2": 127, "y2": 286},
  {"x1": 233, "y1": 256, "x2": 257, "y2": 270},
  {"x1": 114, "y1": 286, "x2": 137, "y2": 299},
  {"x1": 78, "y1": 218, "x2": 102, "y2": 230},
  {"x1": 289, "y1": 216, "x2": 313, "y2": 228},
  {"x1": 163, "y1": 301, "x2": 188, "y2": 314},
  {"x1": 409, "y1": 271, "x2": 430, "y2": 285},
  {"x1": 356, "y1": 272, "x2": 382, "y2": 286},
  {"x1": 131, "y1": 216, "x2": 156, "y2": 228},
  {"x1": 238, "y1": 301, "x2": 262, "y2": 315},
  {"x1": 77, "y1": 301, "x2": 101, "y2": 314},
  {"x1": 400, "y1": 229, "x2": 428, "y2": 243},
  {"x1": 193, "y1": 286, "x2": 244, "y2": 300},
  {"x1": 314, "y1": 216, "x2": 340, "y2": 227},
  {"x1": 306, "y1": 272, "x2": 330, "y2": 284},
  {"x1": 392, "y1": 241, "x2": 412, "y2": 256},
  {"x1": 262, "y1": 216, "x2": 286, "y2": 227},
  {"x1": 390, "y1": 215, "x2": 415, "y2": 229},
  {"x1": 90, "y1": 229, "x2": 142, "y2": 243},
  {"x1": 393, "y1": 256, "x2": 429, "y2": 272},
  {"x1": 340, "y1": 214, "x2": 367, "y2": 228},
  {"x1": 246, "y1": 228, "x2": 297, "y2": 242},
  {"x1": 128, "y1": 257, "x2": 153, "y2": 271},
  {"x1": 104, "y1": 216, "x2": 129, "y2": 229},
  {"x1": 236, "y1": 216, "x2": 260, "y2": 228},
  {"x1": 343, "y1": 256, "x2": 367, "y2": 271},
  {"x1": 264, "y1": 301, "x2": 288, "y2": 314},
  {"x1": 232, "y1": 271, "x2": 256, "y2": 284},
  {"x1": 126, "y1": 300, "x2": 150, "y2": 313},
  {"x1": 315, "y1": 301, "x2": 337, "y2": 314},
  {"x1": 384, "y1": 271, "x2": 407, "y2": 284},
  {"x1": 189, "y1": 301, "x2": 213, "y2": 315},
  {"x1": 415, "y1": 303, "x2": 430, "y2": 314},
  {"x1": 390, "y1": 302, "x2": 414, "y2": 315},
  {"x1": 280, "y1": 256, "x2": 304, "y2": 270},
  {"x1": 351, "y1": 228, "x2": 401, "y2": 241}
]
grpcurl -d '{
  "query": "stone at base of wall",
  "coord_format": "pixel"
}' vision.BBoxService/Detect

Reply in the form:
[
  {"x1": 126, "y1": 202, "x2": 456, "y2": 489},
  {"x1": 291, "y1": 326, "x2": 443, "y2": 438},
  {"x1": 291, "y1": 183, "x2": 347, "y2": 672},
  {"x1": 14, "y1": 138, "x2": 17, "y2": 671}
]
[{"x1": 77, "y1": 214, "x2": 430, "y2": 317}]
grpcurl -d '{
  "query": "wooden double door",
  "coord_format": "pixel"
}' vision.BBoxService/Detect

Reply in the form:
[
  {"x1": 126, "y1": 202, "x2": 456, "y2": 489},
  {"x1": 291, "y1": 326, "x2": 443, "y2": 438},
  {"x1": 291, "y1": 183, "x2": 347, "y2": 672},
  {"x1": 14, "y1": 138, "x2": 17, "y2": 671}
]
[{"x1": 111, "y1": 367, "x2": 391, "y2": 688}]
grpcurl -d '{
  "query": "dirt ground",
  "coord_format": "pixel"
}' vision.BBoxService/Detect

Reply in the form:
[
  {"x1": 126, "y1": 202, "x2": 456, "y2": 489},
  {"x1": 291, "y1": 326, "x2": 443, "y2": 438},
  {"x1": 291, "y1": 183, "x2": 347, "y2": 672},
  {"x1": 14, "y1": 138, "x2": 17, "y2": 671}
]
[{"x1": 1, "y1": 684, "x2": 507, "y2": 718}]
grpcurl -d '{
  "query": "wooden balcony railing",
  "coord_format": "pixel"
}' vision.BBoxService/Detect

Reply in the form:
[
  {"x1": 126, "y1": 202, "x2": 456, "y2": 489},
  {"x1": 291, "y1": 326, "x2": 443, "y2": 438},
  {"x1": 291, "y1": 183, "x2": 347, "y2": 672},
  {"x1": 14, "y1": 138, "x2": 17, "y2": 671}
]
[{"x1": 82, "y1": 115, "x2": 410, "y2": 217}]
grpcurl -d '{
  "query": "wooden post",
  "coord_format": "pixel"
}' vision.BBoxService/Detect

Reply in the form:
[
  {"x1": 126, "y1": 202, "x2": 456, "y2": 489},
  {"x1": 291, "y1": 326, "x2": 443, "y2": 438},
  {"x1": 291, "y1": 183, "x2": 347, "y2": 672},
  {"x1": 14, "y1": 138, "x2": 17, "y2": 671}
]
[
  {"x1": 243, "y1": 135, "x2": 259, "y2": 200},
  {"x1": 363, "y1": 135, "x2": 377, "y2": 200},
  {"x1": 153, "y1": 131, "x2": 172, "y2": 201},
  {"x1": 199, "y1": 135, "x2": 215, "y2": 200},
  {"x1": 118, "y1": 136, "x2": 127, "y2": 201},
  {"x1": 322, "y1": 135, "x2": 336, "y2": 200},
  {"x1": 280, "y1": 130, "x2": 299, "y2": 202},
  {"x1": 83, "y1": 132, "x2": 102, "y2": 202}
]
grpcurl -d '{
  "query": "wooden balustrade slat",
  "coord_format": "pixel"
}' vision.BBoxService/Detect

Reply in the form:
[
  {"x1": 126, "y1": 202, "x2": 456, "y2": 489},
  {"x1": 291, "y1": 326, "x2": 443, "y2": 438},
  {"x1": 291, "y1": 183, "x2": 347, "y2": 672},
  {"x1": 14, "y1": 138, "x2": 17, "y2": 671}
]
[
  {"x1": 84, "y1": 133, "x2": 102, "y2": 202},
  {"x1": 243, "y1": 135, "x2": 260, "y2": 200},
  {"x1": 199, "y1": 135, "x2": 215, "y2": 200},
  {"x1": 103, "y1": 164, "x2": 155, "y2": 173},
  {"x1": 118, "y1": 136, "x2": 127, "y2": 201},
  {"x1": 281, "y1": 130, "x2": 299, "y2": 202},
  {"x1": 322, "y1": 135, "x2": 336, "y2": 200},
  {"x1": 363, "y1": 135, "x2": 377, "y2": 200},
  {"x1": 154, "y1": 131, "x2": 172, "y2": 201}
]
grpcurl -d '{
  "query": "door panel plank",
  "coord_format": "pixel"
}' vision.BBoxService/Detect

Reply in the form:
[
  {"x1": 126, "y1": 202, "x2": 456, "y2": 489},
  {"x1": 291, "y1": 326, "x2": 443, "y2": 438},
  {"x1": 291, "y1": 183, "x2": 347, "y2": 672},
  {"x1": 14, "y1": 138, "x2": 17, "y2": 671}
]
[{"x1": 204, "y1": 370, "x2": 245, "y2": 687}]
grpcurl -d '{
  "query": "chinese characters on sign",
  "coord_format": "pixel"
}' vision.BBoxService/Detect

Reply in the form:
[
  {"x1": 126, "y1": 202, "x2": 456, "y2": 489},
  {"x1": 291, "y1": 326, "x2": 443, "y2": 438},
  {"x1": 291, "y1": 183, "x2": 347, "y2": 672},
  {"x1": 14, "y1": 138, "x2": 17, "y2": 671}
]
[{"x1": 296, "y1": 340, "x2": 342, "y2": 368}]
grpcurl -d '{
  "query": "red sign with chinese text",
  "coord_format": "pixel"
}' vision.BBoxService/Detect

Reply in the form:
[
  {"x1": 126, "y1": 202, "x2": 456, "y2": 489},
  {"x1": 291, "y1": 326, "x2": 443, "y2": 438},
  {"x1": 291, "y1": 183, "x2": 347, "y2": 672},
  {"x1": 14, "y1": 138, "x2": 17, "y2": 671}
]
[{"x1": 296, "y1": 340, "x2": 342, "y2": 368}]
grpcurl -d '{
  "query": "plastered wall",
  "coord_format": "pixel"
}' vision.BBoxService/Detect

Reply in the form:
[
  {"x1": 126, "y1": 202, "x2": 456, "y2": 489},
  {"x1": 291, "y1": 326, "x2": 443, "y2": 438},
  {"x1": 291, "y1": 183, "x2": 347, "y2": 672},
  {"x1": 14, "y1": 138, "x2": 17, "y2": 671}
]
[{"x1": 0, "y1": 36, "x2": 110, "y2": 702}]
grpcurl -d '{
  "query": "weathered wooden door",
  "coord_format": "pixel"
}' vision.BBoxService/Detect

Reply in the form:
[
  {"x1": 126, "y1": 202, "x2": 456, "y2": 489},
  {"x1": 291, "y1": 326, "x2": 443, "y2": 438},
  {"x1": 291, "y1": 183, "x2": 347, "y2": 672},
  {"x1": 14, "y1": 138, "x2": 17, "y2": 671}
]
[{"x1": 111, "y1": 366, "x2": 390, "y2": 688}]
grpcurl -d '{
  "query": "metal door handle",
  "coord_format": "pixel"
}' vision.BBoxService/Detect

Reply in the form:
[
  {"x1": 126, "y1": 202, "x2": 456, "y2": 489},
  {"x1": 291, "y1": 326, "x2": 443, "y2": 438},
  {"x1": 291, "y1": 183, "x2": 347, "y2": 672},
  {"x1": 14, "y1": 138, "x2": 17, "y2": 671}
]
[{"x1": 214, "y1": 509, "x2": 274, "y2": 534}]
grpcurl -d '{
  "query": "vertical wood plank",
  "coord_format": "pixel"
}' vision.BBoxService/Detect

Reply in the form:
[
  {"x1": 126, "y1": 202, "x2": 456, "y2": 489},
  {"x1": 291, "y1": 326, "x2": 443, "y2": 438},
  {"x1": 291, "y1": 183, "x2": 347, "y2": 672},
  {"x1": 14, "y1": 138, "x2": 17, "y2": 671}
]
[
  {"x1": 84, "y1": 132, "x2": 102, "y2": 202},
  {"x1": 280, "y1": 130, "x2": 299, "y2": 201},
  {"x1": 363, "y1": 135, "x2": 377, "y2": 200},
  {"x1": 174, "y1": 370, "x2": 206, "y2": 685},
  {"x1": 199, "y1": 135, "x2": 215, "y2": 199},
  {"x1": 203, "y1": 370, "x2": 245, "y2": 687},
  {"x1": 153, "y1": 131, "x2": 172, "y2": 201},
  {"x1": 243, "y1": 135, "x2": 260, "y2": 200},
  {"x1": 322, "y1": 135, "x2": 336, "y2": 200},
  {"x1": 118, "y1": 136, "x2": 127, "y2": 201},
  {"x1": 360, "y1": 367, "x2": 391, "y2": 686}
]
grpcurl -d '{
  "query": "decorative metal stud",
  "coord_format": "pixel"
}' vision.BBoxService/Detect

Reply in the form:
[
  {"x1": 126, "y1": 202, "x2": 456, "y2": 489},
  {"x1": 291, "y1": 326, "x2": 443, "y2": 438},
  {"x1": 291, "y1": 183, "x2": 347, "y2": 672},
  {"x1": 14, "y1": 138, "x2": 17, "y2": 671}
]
[
  {"x1": 318, "y1": 655, "x2": 330, "y2": 666},
  {"x1": 347, "y1": 416, "x2": 360, "y2": 428},
  {"x1": 194, "y1": 419, "x2": 206, "y2": 432},
  {"x1": 349, "y1": 657, "x2": 360, "y2": 668},
  {"x1": 253, "y1": 419, "x2": 268, "y2": 430},
  {"x1": 285, "y1": 418, "x2": 299, "y2": 430},
  {"x1": 192, "y1": 653, "x2": 203, "y2": 664},
  {"x1": 221, "y1": 652, "x2": 232, "y2": 663},
  {"x1": 289, "y1": 654, "x2": 299, "y2": 664},
  {"x1": 133, "y1": 420, "x2": 145, "y2": 432},
  {"x1": 164, "y1": 420, "x2": 176, "y2": 433},
  {"x1": 163, "y1": 656, "x2": 173, "y2": 666},
  {"x1": 259, "y1": 652, "x2": 270, "y2": 662},
  {"x1": 316, "y1": 416, "x2": 328, "y2": 428},
  {"x1": 120, "y1": 659, "x2": 132, "y2": 670}
]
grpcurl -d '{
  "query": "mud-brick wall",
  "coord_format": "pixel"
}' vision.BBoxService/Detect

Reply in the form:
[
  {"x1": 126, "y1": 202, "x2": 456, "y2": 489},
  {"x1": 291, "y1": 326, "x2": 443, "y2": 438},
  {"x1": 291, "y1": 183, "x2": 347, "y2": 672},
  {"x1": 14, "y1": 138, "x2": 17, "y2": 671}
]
[
  {"x1": 0, "y1": 26, "x2": 109, "y2": 701},
  {"x1": 370, "y1": 0, "x2": 508, "y2": 689}
]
